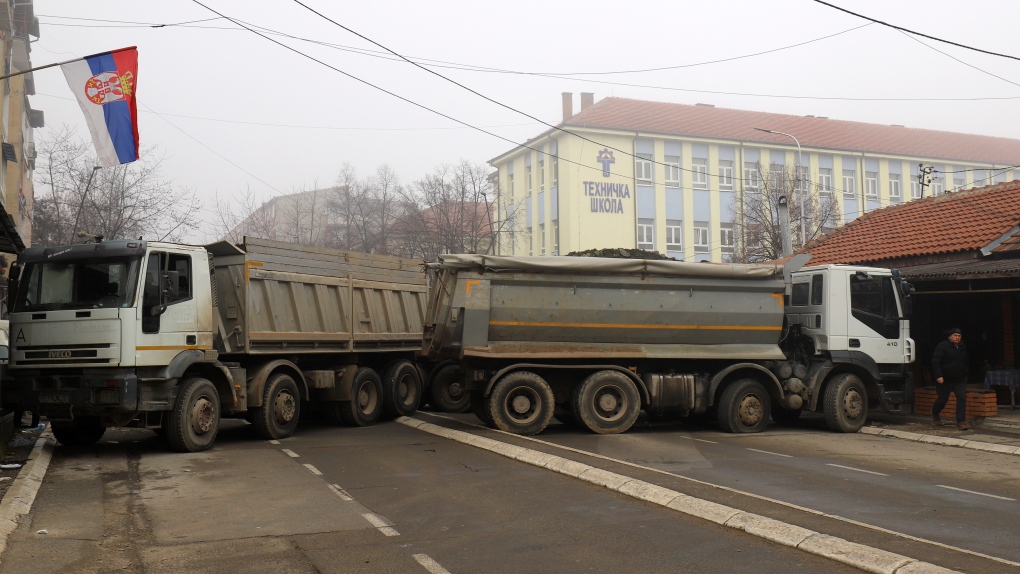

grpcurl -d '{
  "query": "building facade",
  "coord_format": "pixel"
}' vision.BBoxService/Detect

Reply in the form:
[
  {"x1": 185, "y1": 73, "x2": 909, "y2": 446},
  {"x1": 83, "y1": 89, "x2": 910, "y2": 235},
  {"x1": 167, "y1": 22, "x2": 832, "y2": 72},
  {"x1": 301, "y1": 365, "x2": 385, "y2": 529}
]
[{"x1": 489, "y1": 94, "x2": 1020, "y2": 262}]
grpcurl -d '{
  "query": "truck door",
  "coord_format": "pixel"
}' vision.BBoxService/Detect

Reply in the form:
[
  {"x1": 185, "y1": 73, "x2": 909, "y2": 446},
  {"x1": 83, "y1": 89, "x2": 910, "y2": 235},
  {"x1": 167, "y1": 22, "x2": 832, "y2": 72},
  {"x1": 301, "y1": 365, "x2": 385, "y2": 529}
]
[
  {"x1": 847, "y1": 273, "x2": 903, "y2": 365},
  {"x1": 136, "y1": 251, "x2": 200, "y2": 366}
]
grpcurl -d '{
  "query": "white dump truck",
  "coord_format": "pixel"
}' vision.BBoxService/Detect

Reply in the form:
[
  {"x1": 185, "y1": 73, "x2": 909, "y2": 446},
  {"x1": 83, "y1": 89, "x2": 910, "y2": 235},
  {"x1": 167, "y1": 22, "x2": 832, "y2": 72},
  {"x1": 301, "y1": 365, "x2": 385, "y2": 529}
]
[
  {"x1": 2, "y1": 237, "x2": 427, "y2": 451},
  {"x1": 422, "y1": 254, "x2": 915, "y2": 436}
]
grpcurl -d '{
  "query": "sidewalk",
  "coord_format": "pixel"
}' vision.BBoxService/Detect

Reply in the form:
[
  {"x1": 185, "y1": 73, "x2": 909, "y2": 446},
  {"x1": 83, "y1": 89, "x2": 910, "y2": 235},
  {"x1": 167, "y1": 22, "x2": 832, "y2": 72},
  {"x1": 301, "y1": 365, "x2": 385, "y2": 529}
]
[{"x1": 862, "y1": 404, "x2": 1020, "y2": 454}]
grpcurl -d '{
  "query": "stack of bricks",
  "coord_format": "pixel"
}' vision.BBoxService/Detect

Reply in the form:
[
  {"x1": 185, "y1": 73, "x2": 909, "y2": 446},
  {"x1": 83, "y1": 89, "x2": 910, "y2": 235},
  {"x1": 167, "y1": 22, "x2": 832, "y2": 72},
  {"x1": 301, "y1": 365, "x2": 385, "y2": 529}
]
[{"x1": 914, "y1": 387, "x2": 998, "y2": 419}]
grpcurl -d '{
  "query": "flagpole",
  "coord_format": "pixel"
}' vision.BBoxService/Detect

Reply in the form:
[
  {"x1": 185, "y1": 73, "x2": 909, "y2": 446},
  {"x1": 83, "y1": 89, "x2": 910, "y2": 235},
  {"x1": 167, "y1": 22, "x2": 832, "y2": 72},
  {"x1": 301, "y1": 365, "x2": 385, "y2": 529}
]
[{"x1": 0, "y1": 46, "x2": 136, "y2": 82}]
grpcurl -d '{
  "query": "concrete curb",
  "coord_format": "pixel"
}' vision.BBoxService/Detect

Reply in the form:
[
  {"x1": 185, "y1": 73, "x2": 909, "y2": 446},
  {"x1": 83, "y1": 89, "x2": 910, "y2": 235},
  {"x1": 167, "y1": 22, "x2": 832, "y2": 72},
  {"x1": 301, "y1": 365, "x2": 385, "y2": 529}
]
[
  {"x1": 0, "y1": 428, "x2": 55, "y2": 559},
  {"x1": 859, "y1": 426, "x2": 1020, "y2": 455},
  {"x1": 397, "y1": 417, "x2": 959, "y2": 574}
]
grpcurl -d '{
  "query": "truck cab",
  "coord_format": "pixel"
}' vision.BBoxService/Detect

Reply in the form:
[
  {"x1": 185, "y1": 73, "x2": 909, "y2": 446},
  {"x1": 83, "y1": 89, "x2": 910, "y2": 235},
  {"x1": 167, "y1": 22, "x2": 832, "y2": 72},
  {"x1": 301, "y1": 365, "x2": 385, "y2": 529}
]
[{"x1": 785, "y1": 264, "x2": 914, "y2": 415}]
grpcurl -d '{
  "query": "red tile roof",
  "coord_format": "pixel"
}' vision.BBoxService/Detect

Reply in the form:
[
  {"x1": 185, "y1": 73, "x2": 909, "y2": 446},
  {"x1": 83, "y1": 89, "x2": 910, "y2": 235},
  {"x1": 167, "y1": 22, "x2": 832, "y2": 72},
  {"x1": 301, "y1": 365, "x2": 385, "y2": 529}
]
[
  {"x1": 564, "y1": 98, "x2": 1020, "y2": 165},
  {"x1": 801, "y1": 180, "x2": 1020, "y2": 265}
]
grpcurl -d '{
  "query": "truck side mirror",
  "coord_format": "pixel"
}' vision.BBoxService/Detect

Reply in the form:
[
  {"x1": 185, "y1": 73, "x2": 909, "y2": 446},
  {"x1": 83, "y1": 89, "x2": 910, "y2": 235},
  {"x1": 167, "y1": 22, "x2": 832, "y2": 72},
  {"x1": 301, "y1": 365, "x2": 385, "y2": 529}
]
[
  {"x1": 162, "y1": 270, "x2": 180, "y2": 299},
  {"x1": 150, "y1": 304, "x2": 167, "y2": 317},
  {"x1": 900, "y1": 294, "x2": 913, "y2": 318}
]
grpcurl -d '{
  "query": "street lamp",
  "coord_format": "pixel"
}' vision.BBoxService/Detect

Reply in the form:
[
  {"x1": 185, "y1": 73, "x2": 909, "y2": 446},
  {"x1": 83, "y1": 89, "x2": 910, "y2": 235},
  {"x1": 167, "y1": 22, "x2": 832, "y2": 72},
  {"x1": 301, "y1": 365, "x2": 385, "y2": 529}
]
[{"x1": 754, "y1": 127, "x2": 805, "y2": 246}]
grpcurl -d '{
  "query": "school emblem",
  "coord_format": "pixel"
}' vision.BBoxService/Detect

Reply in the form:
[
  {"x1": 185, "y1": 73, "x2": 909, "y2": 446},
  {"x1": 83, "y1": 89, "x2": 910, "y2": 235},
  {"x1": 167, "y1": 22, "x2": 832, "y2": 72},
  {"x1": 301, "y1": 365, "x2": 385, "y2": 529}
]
[{"x1": 596, "y1": 149, "x2": 615, "y2": 177}]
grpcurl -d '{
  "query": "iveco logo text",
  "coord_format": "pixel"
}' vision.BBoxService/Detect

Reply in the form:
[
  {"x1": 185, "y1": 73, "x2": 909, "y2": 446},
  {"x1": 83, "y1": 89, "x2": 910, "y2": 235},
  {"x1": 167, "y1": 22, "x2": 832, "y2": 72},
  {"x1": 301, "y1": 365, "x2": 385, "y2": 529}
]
[{"x1": 48, "y1": 350, "x2": 72, "y2": 359}]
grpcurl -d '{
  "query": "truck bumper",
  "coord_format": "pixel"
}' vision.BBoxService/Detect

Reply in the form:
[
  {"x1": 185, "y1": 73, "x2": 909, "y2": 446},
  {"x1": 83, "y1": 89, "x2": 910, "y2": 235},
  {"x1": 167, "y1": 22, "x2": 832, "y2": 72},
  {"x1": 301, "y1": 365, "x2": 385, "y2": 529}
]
[{"x1": 4, "y1": 368, "x2": 177, "y2": 420}]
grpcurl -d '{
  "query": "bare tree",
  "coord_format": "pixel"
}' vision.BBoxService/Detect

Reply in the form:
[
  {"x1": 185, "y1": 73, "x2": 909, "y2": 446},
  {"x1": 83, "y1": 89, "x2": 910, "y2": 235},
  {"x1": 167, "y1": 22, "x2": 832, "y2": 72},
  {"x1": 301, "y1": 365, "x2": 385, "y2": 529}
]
[
  {"x1": 730, "y1": 162, "x2": 840, "y2": 263},
  {"x1": 216, "y1": 185, "x2": 278, "y2": 244},
  {"x1": 33, "y1": 126, "x2": 202, "y2": 246},
  {"x1": 392, "y1": 161, "x2": 493, "y2": 261}
]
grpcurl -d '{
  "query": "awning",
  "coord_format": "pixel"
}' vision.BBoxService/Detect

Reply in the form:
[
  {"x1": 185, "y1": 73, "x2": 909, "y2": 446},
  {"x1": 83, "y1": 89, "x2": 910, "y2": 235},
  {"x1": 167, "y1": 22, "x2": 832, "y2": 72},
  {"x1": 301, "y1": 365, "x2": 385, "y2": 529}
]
[
  {"x1": 897, "y1": 258, "x2": 1020, "y2": 280},
  {"x1": 0, "y1": 202, "x2": 24, "y2": 254}
]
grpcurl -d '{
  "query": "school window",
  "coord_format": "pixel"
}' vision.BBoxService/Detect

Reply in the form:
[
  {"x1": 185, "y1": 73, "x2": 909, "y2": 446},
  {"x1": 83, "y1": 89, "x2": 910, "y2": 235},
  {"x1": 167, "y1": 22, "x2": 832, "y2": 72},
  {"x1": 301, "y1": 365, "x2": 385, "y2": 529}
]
[
  {"x1": 910, "y1": 180, "x2": 921, "y2": 200},
  {"x1": 953, "y1": 176, "x2": 965, "y2": 191},
  {"x1": 889, "y1": 174, "x2": 901, "y2": 202},
  {"x1": 526, "y1": 163, "x2": 533, "y2": 195},
  {"x1": 539, "y1": 157, "x2": 545, "y2": 192},
  {"x1": 694, "y1": 223, "x2": 709, "y2": 253},
  {"x1": 720, "y1": 224, "x2": 734, "y2": 254},
  {"x1": 635, "y1": 154, "x2": 653, "y2": 184},
  {"x1": 842, "y1": 170, "x2": 856, "y2": 199},
  {"x1": 508, "y1": 172, "x2": 514, "y2": 199},
  {"x1": 552, "y1": 220, "x2": 559, "y2": 255},
  {"x1": 932, "y1": 176, "x2": 944, "y2": 195},
  {"x1": 528, "y1": 228, "x2": 533, "y2": 255},
  {"x1": 552, "y1": 156, "x2": 558, "y2": 188},
  {"x1": 744, "y1": 163, "x2": 760, "y2": 190},
  {"x1": 795, "y1": 165, "x2": 809, "y2": 193},
  {"x1": 540, "y1": 223, "x2": 546, "y2": 255},
  {"x1": 664, "y1": 155, "x2": 681, "y2": 188},
  {"x1": 865, "y1": 172, "x2": 878, "y2": 199},
  {"x1": 637, "y1": 219, "x2": 654, "y2": 250},
  {"x1": 818, "y1": 168, "x2": 833, "y2": 196},
  {"x1": 693, "y1": 158, "x2": 708, "y2": 190},
  {"x1": 666, "y1": 220, "x2": 682, "y2": 251},
  {"x1": 717, "y1": 160, "x2": 734, "y2": 191}
]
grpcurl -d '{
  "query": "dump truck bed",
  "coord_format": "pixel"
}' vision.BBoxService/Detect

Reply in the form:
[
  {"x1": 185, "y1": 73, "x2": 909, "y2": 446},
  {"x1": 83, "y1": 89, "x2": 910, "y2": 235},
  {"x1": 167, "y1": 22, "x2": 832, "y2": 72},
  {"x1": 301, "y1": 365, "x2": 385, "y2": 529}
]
[
  {"x1": 423, "y1": 255, "x2": 788, "y2": 362},
  {"x1": 213, "y1": 238, "x2": 427, "y2": 355}
]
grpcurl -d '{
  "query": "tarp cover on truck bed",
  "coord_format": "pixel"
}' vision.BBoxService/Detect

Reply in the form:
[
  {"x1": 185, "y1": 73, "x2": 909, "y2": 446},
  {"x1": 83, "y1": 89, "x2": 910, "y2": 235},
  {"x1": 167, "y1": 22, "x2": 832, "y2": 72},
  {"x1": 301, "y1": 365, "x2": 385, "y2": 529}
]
[{"x1": 430, "y1": 254, "x2": 783, "y2": 279}]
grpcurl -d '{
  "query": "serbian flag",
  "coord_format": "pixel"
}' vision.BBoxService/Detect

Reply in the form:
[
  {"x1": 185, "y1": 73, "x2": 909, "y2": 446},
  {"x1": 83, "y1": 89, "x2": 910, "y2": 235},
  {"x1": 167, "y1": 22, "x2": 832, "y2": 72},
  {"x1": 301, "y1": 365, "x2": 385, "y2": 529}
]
[{"x1": 61, "y1": 47, "x2": 139, "y2": 167}]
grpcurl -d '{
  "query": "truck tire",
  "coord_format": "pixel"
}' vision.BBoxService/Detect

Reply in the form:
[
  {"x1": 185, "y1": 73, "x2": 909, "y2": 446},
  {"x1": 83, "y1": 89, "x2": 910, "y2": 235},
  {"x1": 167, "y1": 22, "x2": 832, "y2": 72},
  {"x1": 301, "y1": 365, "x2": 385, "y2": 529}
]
[
  {"x1": 338, "y1": 368, "x2": 384, "y2": 427},
  {"x1": 430, "y1": 364, "x2": 471, "y2": 413},
  {"x1": 470, "y1": 390, "x2": 496, "y2": 428},
  {"x1": 823, "y1": 373, "x2": 868, "y2": 433},
  {"x1": 571, "y1": 370, "x2": 640, "y2": 434},
  {"x1": 382, "y1": 361, "x2": 422, "y2": 418},
  {"x1": 166, "y1": 377, "x2": 220, "y2": 452},
  {"x1": 717, "y1": 378, "x2": 771, "y2": 433},
  {"x1": 252, "y1": 373, "x2": 301, "y2": 440},
  {"x1": 487, "y1": 371, "x2": 554, "y2": 435},
  {"x1": 51, "y1": 416, "x2": 106, "y2": 447}
]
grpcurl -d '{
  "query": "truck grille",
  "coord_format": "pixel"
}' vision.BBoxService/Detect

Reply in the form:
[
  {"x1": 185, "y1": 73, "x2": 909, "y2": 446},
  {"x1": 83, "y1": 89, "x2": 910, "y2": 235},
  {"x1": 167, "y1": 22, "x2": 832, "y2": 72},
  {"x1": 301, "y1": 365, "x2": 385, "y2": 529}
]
[{"x1": 14, "y1": 343, "x2": 114, "y2": 366}]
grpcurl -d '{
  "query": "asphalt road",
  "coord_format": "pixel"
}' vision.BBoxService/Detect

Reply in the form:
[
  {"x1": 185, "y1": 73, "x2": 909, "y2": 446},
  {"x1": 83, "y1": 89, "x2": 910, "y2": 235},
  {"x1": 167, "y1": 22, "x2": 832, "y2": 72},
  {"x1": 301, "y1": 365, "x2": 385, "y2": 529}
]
[{"x1": 0, "y1": 417, "x2": 869, "y2": 574}]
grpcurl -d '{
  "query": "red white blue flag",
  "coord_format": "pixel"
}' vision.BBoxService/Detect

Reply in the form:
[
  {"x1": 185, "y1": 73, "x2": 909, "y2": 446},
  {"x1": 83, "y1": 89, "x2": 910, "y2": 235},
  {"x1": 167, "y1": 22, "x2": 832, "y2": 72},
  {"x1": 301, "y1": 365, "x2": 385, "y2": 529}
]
[{"x1": 61, "y1": 47, "x2": 139, "y2": 167}]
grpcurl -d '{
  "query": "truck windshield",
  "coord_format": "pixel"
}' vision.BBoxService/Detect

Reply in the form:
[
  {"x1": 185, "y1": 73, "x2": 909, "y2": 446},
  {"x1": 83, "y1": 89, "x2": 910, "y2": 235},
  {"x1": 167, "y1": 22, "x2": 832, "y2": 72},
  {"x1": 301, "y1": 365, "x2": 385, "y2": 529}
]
[{"x1": 13, "y1": 257, "x2": 142, "y2": 312}]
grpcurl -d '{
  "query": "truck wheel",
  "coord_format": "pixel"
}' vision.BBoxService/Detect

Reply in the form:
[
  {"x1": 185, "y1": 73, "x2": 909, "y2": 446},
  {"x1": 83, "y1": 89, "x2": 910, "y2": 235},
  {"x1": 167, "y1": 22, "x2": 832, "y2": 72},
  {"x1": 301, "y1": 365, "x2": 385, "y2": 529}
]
[
  {"x1": 717, "y1": 378, "x2": 771, "y2": 433},
  {"x1": 382, "y1": 361, "x2": 423, "y2": 418},
  {"x1": 772, "y1": 406, "x2": 803, "y2": 426},
  {"x1": 430, "y1": 364, "x2": 471, "y2": 413},
  {"x1": 253, "y1": 373, "x2": 301, "y2": 440},
  {"x1": 572, "y1": 370, "x2": 640, "y2": 434},
  {"x1": 823, "y1": 373, "x2": 868, "y2": 432},
  {"x1": 470, "y1": 390, "x2": 496, "y2": 427},
  {"x1": 487, "y1": 371, "x2": 554, "y2": 435},
  {"x1": 166, "y1": 377, "x2": 220, "y2": 452},
  {"x1": 339, "y1": 368, "x2": 384, "y2": 427},
  {"x1": 51, "y1": 417, "x2": 106, "y2": 447}
]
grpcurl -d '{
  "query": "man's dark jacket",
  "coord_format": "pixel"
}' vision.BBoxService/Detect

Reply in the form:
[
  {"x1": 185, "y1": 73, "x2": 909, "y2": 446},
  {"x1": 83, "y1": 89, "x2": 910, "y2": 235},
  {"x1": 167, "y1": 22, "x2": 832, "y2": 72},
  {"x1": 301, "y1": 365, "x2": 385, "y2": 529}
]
[{"x1": 931, "y1": 339, "x2": 968, "y2": 381}]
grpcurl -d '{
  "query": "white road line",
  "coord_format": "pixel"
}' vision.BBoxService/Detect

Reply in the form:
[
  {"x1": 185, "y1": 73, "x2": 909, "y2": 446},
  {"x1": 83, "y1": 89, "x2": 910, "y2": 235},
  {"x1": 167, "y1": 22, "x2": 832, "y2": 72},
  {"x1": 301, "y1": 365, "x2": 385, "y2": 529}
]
[
  {"x1": 362, "y1": 513, "x2": 400, "y2": 536},
  {"x1": 328, "y1": 483, "x2": 354, "y2": 501},
  {"x1": 269, "y1": 440, "x2": 281, "y2": 445},
  {"x1": 303, "y1": 464, "x2": 323, "y2": 476},
  {"x1": 746, "y1": 448, "x2": 793, "y2": 458},
  {"x1": 826, "y1": 464, "x2": 888, "y2": 476},
  {"x1": 937, "y1": 485, "x2": 1016, "y2": 501},
  {"x1": 412, "y1": 412, "x2": 1020, "y2": 569},
  {"x1": 413, "y1": 554, "x2": 452, "y2": 574},
  {"x1": 281, "y1": 449, "x2": 299, "y2": 458},
  {"x1": 693, "y1": 438, "x2": 718, "y2": 444}
]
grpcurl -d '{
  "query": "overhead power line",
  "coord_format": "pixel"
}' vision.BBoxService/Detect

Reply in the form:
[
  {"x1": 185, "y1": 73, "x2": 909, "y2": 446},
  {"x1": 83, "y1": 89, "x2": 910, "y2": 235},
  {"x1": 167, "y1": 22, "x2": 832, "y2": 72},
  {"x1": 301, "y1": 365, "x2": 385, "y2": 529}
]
[{"x1": 812, "y1": 0, "x2": 1020, "y2": 62}]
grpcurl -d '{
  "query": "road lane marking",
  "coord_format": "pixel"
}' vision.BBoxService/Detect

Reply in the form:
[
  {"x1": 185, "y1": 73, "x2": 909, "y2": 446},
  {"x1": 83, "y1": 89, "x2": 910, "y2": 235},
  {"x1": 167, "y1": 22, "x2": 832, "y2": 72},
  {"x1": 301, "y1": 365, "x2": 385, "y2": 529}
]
[
  {"x1": 693, "y1": 438, "x2": 718, "y2": 444},
  {"x1": 409, "y1": 412, "x2": 1020, "y2": 570},
  {"x1": 269, "y1": 440, "x2": 281, "y2": 444},
  {"x1": 827, "y1": 464, "x2": 888, "y2": 476},
  {"x1": 303, "y1": 464, "x2": 323, "y2": 476},
  {"x1": 329, "y1": 483, "x2": 354, "y2": 501},
  {"x1": 362, "y1": 512, "x2": 400, "y2": 536},
  {"x1": 746, "y1": 448, "x2": 793, "y2": 458},
  {"x1": 281, "y1": 449, "x2": 299, "y2": 458},
  {"x1": 937, "y1": 485, "x2": 1016, "y2": 501},
  {"x1": 413, "y1": 554, "x2": 452, "y2": 574}
]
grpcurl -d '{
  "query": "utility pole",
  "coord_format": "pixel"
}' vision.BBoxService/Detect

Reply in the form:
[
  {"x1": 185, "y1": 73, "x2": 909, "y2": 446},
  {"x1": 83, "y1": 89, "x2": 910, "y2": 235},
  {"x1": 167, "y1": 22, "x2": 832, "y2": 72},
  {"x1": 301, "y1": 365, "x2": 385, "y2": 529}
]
[{"x1": 918, "y1": 164, "x2": 934, "y2": 198}]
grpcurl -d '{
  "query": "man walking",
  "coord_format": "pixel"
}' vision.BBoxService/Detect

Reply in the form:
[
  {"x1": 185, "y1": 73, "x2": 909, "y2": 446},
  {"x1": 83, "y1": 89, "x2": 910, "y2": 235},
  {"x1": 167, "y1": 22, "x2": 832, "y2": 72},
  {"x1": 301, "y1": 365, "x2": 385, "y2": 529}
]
[{"x1": 931, "y1": 328, "x2": 969, "y2": 430}]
